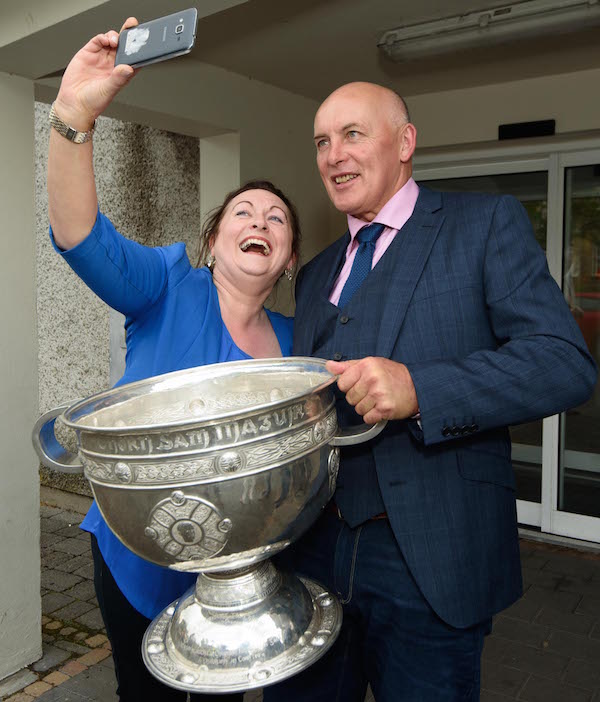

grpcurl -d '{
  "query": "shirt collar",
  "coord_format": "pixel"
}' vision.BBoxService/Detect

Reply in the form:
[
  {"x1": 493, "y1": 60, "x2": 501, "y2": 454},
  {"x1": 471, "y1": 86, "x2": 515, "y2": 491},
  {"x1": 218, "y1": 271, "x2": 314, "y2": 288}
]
[{"x1": 347, "y1": 177, "x2": 419, "y2": 240}]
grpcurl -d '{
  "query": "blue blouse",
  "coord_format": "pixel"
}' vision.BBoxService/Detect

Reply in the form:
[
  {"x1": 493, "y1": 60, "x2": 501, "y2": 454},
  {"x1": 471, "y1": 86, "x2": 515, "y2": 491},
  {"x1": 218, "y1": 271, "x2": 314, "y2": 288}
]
[{"x1": 52, "y1": 212, "x2": 293, "y2": 619}]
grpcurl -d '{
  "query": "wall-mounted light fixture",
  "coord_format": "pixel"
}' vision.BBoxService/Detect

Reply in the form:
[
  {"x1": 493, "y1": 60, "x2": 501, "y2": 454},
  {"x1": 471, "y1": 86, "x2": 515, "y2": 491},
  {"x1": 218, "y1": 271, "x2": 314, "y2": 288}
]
[{"x1": 378, "y1": 0, "x2": 600, "y2": 61}]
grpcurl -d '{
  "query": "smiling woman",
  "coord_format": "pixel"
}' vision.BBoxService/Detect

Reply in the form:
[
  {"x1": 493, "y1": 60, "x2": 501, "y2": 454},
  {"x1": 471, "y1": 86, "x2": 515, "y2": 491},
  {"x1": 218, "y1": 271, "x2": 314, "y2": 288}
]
[
  {"x1": 197, "y1": 180, "x2": 301, "y2": 279},
  {"x1": 45, "y1": 18, "x2": 301, "y2": 702}
]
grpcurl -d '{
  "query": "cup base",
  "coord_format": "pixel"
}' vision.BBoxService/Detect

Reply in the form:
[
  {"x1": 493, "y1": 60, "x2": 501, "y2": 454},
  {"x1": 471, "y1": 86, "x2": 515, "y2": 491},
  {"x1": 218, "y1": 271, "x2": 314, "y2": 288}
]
[{"x1": 142, "y1": 569, "x2": 342, "y2": 693}]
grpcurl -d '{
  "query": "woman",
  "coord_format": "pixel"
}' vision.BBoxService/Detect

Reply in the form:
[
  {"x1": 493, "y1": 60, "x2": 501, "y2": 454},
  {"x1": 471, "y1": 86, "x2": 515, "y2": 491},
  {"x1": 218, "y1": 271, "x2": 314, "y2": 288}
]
[{"x1": 48, "y1": 18, "x2": 300, "y2": 702}]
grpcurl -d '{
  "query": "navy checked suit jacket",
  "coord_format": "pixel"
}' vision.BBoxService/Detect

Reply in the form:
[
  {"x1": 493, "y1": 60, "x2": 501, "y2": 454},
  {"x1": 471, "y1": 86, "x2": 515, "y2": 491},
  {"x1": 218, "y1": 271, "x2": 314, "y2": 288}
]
[{"x1": 292, "y1": 185, "x2": 597, "y2": 628}]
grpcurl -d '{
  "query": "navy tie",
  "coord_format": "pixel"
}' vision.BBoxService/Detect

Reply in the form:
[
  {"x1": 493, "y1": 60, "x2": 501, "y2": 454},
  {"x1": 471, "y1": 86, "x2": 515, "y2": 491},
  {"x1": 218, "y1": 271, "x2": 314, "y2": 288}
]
[{"x1": 337, "y1": 222, "x2": 386, "y2": 309}]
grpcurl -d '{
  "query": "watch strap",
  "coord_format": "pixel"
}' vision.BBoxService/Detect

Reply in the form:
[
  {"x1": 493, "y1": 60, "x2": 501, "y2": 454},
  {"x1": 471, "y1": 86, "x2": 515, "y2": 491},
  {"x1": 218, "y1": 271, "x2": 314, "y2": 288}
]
[{"x1": 49, "y1": 102, "x2": 95, "y2": 144}]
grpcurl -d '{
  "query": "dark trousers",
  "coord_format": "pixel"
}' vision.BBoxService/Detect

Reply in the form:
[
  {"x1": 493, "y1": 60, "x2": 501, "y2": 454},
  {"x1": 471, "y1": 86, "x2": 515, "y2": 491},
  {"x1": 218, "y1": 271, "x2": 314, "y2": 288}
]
[
  {"x1": 264, "y1": 512, "x2": 491, "y2": 702},
  {"x1": 91, "y1": 535, "x2": 244, "y2": 702}
]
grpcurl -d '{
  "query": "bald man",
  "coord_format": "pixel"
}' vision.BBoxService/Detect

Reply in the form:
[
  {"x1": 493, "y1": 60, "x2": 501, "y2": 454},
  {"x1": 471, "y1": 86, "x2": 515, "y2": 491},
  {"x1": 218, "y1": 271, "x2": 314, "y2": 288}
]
[{"x1": 263, "y1": 82, "x2": 596, "y2": 701}]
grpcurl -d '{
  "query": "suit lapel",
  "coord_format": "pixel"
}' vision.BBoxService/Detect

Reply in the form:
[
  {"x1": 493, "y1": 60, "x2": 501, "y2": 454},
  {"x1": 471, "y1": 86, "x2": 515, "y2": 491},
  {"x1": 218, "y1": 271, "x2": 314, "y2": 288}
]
[{"x1": 374, "y1": 187, "x2": 444, "y2": 358}]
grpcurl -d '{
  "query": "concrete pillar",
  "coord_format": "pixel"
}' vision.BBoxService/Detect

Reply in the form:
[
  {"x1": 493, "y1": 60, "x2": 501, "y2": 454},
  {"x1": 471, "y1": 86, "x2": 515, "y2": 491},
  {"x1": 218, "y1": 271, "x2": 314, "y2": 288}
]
[
  {"x1": 200, "y1": 132, "x2": 240, "y2": 227},
  {"x1": 0, "y1": 72, "x2": 41, "y2": 678}
]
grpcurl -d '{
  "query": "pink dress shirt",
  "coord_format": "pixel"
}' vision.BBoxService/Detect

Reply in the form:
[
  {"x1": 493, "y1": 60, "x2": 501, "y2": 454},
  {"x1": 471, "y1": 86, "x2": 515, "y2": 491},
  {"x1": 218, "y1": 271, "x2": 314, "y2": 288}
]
[{"x1": 329, "y1": 178, "x2": 420, "y2": 306}]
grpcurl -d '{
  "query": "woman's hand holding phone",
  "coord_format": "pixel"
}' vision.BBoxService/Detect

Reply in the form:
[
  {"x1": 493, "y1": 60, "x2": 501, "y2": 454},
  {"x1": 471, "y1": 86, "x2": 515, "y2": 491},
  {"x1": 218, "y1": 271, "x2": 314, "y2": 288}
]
[{"x1": 54, "y1": 17, "x2": 139, "y2": 132}]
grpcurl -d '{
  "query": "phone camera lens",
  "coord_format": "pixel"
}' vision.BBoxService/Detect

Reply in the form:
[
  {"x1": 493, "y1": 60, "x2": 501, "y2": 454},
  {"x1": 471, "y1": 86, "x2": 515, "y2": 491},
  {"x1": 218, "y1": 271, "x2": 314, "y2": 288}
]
[{"x1": 175, "y1": 24, "x2": 184, "y2": 34}]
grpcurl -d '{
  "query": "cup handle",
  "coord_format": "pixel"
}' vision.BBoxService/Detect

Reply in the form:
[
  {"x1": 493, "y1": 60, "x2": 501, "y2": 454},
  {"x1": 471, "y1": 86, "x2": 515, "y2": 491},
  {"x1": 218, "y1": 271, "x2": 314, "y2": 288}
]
[
  {"x1": 330, "y1": 419, "x2": 387, "y2": 447},
  {"x1": 32, "y1": 403, "x2": 84, "y2": 474}
]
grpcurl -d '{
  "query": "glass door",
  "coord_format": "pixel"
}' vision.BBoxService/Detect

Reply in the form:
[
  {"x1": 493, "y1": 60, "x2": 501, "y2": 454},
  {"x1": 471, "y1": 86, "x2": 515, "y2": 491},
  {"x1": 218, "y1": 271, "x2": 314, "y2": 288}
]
[
  {"x1": 553, "y1": 162, "x2": 600, "y2": 537},
  {"x1": 415, "y1": 146, "x2": 600, "y2": 542}
]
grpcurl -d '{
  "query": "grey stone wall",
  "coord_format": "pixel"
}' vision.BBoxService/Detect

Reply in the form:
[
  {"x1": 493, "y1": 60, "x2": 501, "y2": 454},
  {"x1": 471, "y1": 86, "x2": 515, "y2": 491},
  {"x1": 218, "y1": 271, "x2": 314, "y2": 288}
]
[{"x1": 35, "y1": 102, "x2": 200, "y2": 495}]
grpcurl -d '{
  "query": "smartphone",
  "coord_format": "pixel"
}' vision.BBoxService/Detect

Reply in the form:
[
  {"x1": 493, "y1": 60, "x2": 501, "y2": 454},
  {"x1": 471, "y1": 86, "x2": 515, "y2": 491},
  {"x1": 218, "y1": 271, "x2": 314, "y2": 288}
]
[{"x1": 114, "y1": 8, "x2": 198, "y2": 68}]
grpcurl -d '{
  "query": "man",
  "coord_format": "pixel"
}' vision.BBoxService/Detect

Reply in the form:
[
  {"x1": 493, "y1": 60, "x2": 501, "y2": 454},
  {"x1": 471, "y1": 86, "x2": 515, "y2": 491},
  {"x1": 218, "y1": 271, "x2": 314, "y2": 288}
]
[{"x1": 263, "y1": 82, "x2": 597, "y2": 701}]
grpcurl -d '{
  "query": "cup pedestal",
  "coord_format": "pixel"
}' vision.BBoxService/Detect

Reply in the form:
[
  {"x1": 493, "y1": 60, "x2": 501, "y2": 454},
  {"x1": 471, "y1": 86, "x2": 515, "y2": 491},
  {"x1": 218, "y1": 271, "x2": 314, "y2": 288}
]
[{"x1": 142, "y1": 560, "x2": 342, "y2": 693}]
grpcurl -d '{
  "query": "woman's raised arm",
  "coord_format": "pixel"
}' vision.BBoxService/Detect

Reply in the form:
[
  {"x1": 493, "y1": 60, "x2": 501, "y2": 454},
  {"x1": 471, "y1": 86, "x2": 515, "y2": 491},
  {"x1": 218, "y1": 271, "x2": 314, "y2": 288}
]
[{"x1": 48, "y1": 18, "x2": 138, "y2": 249}]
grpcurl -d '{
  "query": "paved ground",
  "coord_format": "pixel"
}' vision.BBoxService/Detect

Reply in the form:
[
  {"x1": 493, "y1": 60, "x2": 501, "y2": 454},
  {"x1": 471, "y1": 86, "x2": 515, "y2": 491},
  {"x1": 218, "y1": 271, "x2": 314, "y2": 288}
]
[{"x1": 1, "y1": 495, "x2": 600, "y2": 702}]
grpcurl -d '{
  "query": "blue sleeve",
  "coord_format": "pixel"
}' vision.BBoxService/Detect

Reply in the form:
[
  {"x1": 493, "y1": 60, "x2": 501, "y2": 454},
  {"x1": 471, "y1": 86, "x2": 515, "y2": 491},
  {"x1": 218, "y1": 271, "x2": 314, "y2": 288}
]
[{"x1": 50, "y1": 211, "x2": 191, "y2": 318}]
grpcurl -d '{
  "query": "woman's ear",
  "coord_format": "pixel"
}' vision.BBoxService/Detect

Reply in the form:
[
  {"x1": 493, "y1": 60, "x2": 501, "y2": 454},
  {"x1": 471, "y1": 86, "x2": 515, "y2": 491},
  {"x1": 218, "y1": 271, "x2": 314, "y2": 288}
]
[{"x1": 286, "y1": 253, "x2": 297, "y2": 273}]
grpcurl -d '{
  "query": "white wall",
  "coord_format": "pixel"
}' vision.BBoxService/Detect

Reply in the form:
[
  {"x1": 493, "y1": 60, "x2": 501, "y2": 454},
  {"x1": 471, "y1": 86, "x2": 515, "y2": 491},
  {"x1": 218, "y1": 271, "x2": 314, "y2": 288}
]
[
  {"x1": 0, "y1": 72, "x2": 41, "y2": 678},
  {"x1": 409, "y1": 67, "x2": 600, "y2": 149}
]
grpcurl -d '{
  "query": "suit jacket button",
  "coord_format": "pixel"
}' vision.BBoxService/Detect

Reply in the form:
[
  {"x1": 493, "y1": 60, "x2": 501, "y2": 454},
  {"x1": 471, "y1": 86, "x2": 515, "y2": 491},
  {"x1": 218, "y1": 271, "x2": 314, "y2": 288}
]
[
  {"x1": 339, "y1": 315, "x2": 349, "y2": 324},
  {"x1": 470, "y1": 424, "x2": 479, "y2": 432},
  {"x1": 442, "y1": 427, "x2": 451, "y2": 437},
  {"x1": 461, "y1": 425, "x2": 470, "y2": 434},
  {"x1": 333, "y1": 352, "x2": 343, "y2": 361},
  {"x1": 451, "y1": 426, "x2": 460, "y2": 436}
]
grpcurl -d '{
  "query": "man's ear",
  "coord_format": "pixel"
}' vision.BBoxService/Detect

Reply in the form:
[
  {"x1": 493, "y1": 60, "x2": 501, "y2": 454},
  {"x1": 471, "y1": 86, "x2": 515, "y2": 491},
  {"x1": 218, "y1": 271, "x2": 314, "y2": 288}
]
[{"x1": 399, "y1": 123, "x2": 417, "y2": 163}]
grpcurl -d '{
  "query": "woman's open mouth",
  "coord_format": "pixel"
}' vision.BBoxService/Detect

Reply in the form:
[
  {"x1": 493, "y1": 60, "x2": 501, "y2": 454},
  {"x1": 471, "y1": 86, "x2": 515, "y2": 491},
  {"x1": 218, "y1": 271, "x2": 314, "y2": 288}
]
[{"x1": 239, "y1": 238, "x2": 271, "y2": 256}]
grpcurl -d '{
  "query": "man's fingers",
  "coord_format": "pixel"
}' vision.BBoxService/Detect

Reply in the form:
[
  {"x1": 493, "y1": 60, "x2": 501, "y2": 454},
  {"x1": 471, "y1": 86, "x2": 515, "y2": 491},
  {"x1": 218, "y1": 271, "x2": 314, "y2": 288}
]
[
  {"x1": 335, "y1": 366, "x2": 364, "y2": 394},
  {"x1": 362, "y1": 408, "x2": 383, "y2": 425},
  {"x1": 354, "y1": 395, "x2": 375, "y2": 417},
  {"x1": 325, "y1": 359, "x2": 357, "y2": 375}
]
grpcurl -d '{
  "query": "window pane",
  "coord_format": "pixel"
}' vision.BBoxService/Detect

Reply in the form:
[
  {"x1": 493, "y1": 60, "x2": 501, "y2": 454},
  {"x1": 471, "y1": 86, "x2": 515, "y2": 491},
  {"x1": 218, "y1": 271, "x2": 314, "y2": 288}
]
[{"x1": 559, "y1": 165, "x2": 600, "y2": 518}]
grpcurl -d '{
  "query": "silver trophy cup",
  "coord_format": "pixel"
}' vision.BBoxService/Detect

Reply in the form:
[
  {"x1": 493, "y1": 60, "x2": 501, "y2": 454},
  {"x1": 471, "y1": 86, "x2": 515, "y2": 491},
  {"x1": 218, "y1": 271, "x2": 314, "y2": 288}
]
[{"x1": 33, "y1": 357, "x2": 385, "y2": 693}]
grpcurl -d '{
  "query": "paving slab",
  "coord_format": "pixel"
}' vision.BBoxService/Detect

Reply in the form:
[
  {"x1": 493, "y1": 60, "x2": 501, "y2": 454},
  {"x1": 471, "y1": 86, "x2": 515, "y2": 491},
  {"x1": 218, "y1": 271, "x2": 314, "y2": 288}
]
[
  {"x1": 564, "y1": 658, "x2": 600, "y2": 691},
  {"x1": 31, "y1": 644, "x2": 71, "y2": 673},
  {"x1": 542, "y1": 554, "x2": 600, "y2": 581},
  {"x1": 492, "y1": 615, "x2": 552, "y2": 648},
  {"x1": 55, "y1": 640, "x2": 93, "y2": 656},
  {"x1": 534, "y1": 607, "x2": 596, "y2": 636},
  {"x1": 52, "y1": 600, "x2": 96, "y2": 622},
  {"x1": 502, "y1": 594, "x2": 541, "y2": 623},
  {"x1": 52, "y1": 538, "x2": 91, "y2": 557},
  {"x1": 498, "y1": 640, "x2": 569, "y2": 681},
  {"x1": 41, "y1": 550, "x2": 73, "y2": 569},
  {"x1": 40, "y1": 505, "x2": 63, "y2": 518},
  {"x1": 41, "y1": 568, "x2": 83, "y2": 592},
  {"x1": 519, "y1": 673, "x2": 593, "y2": 702},
  {"x1": 42, "y1": 592, "x2": 75, "y2": 615},
  {"x1": 40, "y1": 532, "x2": 67, "y2": 548},
  {"x1": 62, "y1": 580, "x2": 97, "y2": 602},
  {"x1": 0, "y1": 669, "x2": 39, "y2": 697},
  {"x1": 480, "y1": 661, "x2": 529, "y2": 698},
  {"x1": 72, "y1": 562, "x2": 95, "y2": 580},
  {"x1": 576, "y1": 595, "x2": 600, "y2": 617},
  {"x1": 544, "y1": 629, "x2": 600, "y2": 663},
  {"x1": 55, "y1": 554, "x2": 93, "y2": 575},
  {"x1": 523, "y1": 585, "x2": 582, "y2": 613},
  {"x1": 75, "y1": 608, "x2": 105, "y2": 631}
]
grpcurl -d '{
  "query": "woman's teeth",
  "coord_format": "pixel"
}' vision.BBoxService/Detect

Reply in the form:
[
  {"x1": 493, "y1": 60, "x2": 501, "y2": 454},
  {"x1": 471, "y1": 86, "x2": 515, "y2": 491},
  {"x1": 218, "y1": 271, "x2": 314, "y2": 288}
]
[{"x1": 240, "y1": 239, "x2": 271, "y2": 255}]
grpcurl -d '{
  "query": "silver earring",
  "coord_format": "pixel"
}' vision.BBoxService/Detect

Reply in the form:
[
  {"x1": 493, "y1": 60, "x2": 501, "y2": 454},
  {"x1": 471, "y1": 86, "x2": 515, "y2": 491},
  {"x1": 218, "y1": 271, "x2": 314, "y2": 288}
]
[
  {"x1": 206, "y1": 254, "x2": 215, "y2": 269},
  {"x1": 284, "y1": 268, "x2": 293, "y2": 281}
]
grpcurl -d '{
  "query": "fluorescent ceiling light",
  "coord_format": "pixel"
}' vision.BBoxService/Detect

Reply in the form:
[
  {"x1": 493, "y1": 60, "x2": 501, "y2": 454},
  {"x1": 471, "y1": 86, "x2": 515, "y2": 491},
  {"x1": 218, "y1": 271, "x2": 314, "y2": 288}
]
[{"x1": 378, "y1": 0, "x2": 600, "y2": 61}]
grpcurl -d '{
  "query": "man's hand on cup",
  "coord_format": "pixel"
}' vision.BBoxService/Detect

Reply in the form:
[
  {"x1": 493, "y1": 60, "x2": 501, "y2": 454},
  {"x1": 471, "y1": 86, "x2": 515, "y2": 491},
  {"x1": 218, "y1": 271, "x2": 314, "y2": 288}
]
[
  {"x1": 54, "y1": 17, "x2": 139, "y2": 131},
  {"x1": 326, "y1": 357, "x2": 419, "y2": 424}
]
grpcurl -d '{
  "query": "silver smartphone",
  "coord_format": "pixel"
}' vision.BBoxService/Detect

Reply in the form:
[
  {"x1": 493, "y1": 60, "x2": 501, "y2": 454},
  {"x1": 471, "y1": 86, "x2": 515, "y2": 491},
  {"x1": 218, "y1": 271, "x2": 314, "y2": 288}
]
[{"x1": 114, "y1": 8, "x2": 198, "y2": 68}]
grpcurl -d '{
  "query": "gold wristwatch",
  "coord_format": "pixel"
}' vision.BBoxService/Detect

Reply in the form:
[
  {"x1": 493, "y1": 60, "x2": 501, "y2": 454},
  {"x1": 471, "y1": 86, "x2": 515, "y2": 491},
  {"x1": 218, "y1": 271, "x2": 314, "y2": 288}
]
[{"x1": 48, "y1": 102, "x2": 95, "y2": 144}]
